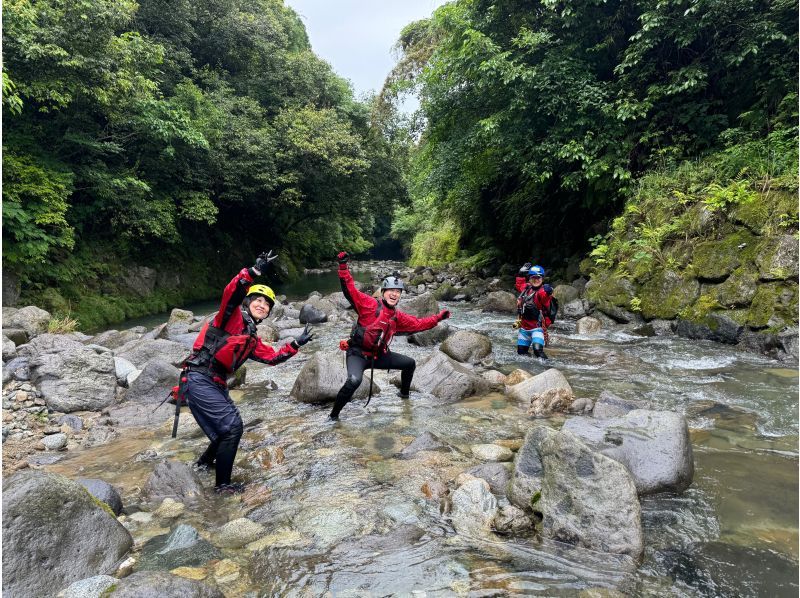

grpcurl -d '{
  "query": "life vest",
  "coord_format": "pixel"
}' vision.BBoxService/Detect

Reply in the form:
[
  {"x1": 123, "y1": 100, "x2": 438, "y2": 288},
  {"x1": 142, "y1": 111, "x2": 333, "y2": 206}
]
[
  {"x1": 348, "y1": 301, "x2": 398, "y2": 356},
  {"x1": 517, "y1": 287, "x2": 558, "y2": 323},
  {"x1": 186, "y1": 306, "x2": 259, "y2": 379}
]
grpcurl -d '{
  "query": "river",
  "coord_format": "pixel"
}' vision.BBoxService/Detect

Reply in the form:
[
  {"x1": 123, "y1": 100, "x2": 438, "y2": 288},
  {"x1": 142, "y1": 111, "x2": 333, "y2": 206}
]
[{"x1": 48, "y1": 271, "x2": 798, "y2": 596}]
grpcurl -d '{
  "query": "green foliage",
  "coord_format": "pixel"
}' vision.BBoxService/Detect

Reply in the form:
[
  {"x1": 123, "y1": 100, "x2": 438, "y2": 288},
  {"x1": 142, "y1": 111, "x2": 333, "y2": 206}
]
[
  {"x1": 47, "y1": 313, "x2": 79, "y2": 334},
  {"x1": 409, "y1": 220, "x2": 460, "y2": 266}
]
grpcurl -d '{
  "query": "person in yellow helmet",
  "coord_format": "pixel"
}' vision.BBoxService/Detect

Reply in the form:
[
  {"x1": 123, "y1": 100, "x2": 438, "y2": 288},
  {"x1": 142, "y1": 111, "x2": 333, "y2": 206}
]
[{"x1": 184, "y1": 251, "x2": 314, "y2": 494}]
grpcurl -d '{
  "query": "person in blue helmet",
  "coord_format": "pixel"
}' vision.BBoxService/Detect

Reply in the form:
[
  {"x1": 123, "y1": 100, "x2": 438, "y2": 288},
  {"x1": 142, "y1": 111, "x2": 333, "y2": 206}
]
[{"x1": 514, "y1": 263, "x2": 555, "y2": 358}]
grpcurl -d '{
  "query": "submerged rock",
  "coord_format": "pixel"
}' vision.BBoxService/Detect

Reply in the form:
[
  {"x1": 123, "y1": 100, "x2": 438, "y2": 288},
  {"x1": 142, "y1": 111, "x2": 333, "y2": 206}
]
[
  {"x1": 111, "y1": 571, "x2": 223, "y2": 597},
  {"x1": 138, "y1": 524, "x2": 221, "y2": 571},
  {"x1": 142, "y1": 460, "x2": 204, "y2": 502},
  {"x1": 59, "y1": 574, "x2": 117, "y2": 598}
]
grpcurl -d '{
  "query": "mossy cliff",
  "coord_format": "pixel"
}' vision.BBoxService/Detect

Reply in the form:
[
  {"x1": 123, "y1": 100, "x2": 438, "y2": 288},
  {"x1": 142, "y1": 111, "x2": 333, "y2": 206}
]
[{"x1": 583, "y1": 134, "x2": 798, "y2": 358}]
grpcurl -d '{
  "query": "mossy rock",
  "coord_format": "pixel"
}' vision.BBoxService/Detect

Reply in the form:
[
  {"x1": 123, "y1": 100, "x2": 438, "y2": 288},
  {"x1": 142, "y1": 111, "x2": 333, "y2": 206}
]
[
  {"x1": 756, "y1": 235, "x2": 799, "y2": 281},
  {"x1": 639, "y1": 270, "x2": 700, "y2": 320},
  {"x1": 433, "y1": 283, "x2": 458, "y2": 301},
  {"x1": 585, "y1": 272, "x2": 636, "y2": 308},
  {"x1": 690, "y1": 231, "x2": 757, "y2": 281},
  {"x1": 731, "y1": 200, "x2": 771, "y2": 233},
  {"x1": 709, "y1": 267, "x2": 759, "y2": 308},
  {"x1": 747, "y1": 282, "x2": 799, "y2": 329}
]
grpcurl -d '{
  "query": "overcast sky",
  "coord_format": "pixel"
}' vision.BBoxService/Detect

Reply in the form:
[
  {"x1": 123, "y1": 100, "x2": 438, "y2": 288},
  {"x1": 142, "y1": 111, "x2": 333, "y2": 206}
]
[{"x1": 285, "y1": 0, "x2": 447, "y2": 100}]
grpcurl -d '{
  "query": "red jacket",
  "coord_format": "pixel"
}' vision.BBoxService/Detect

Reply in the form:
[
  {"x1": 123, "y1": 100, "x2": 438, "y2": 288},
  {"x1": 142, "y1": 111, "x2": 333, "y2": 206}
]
[
  {"x1": 515, "y1": 276, "x2": 552, "y2": 331},
  {"x1": 339, "y1": 264, "x2": 441, "y2": 354},
  {"x1": 191, "y1": 268, "x2": 297, "y2": 378}
]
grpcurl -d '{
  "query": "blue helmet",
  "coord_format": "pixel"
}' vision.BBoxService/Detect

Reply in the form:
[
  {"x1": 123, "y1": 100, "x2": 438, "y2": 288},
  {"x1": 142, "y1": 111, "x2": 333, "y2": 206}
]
[{"x1": 528, "y1": 265, "x2": 545, "y2": 277}]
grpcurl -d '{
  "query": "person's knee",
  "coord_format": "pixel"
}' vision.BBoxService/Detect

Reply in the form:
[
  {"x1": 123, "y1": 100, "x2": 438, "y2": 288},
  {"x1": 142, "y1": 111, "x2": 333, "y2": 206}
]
[
  {"x1": 404, "y1": 359, "x2": 416, "y2": 373},
  {"x1": 345, "y1": 373, "x2": 363, "y2": 389}
]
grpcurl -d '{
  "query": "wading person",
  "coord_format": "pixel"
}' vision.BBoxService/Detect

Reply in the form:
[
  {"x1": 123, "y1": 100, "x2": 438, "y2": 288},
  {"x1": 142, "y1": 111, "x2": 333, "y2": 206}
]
[
  {"x1": 329, "y1": 251, "x2": 450, "y2": 421},
  {"x1": 185, "y1": 251, "x2": 314, "y2": 494},
  {"x1": 514, "y1": 263, "x2": 555, "y2": 358}
]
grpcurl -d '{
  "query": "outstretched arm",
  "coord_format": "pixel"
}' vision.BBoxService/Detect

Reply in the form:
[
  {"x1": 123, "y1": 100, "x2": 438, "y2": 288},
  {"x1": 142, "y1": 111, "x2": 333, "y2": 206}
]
[
  {"x1": 396, "y1": 309, "x2": 450, "y2": 334},
  {"x1": 250, "y1": 339, "x2": 298, "y2": 366}
]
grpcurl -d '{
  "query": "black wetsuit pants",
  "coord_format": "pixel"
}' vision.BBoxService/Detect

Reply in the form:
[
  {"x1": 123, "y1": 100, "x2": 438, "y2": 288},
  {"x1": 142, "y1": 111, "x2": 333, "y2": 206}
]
[
  {"x1": 329, "y1": 349, "x2": 416, "y2": 418},
  {"x1": 186, "y1": 371, "x2": 243, "y2": 488}
]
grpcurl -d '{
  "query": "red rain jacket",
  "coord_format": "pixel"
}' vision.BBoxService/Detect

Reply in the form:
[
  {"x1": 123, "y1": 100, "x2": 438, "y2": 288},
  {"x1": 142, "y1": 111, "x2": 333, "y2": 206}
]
[{"x1": 515, "y1": 276, "x2": 553, "y2": 331}]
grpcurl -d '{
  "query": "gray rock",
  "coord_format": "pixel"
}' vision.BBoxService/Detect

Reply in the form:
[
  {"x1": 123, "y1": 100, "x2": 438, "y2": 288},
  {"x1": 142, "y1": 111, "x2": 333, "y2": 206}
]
[
  {"x1": 58, "y1": 414, "x2": 84, "y2": 432},
  {"x1": 440, "y1": 330, "x2": 493, "y2": 364},
  {"x1": 2, "y1": 470, "x2": 133, "y2": 597},
  {"x1": 537, "y1": 428, "x2": 643, "y2": 558},
  {"x1": 213, "y1": 517, "x2": 266, "y2": 548},
  {"x1": 493, "y1": 504, "x2": 533, "y2": 534},
  {"x1": 42, "y1": 433, "x2": 67, "y2": 450},
  {"x1": 576, "y1": 316, "x2": 602, "y2": 335},
  {"x1": 290, "y1": 350, "x2": 378, "y2": 404},
  {"x1": 89, "y1": 329, "x2": 142, "y2": 351},
  {"x1": 256, "y1": 324, "x2": 279, "y2": 343},
  {"x1": 506, "y1": 368, "x2": 573, "y2": 405},
  {"x1": 471, "y1": 443, "x2": 513, "y2": 462},
  {"x1": 114, "y1": 356, "x2": 137, "y2": 386},
  {"x1": 4, "y1": 305, "x2": 51, "y2": 338},
  {"x1": 325, "y1": 291, "x2": 353, "y2": 311},
  {"x1": 17, "y1": 333, "x2": 85, "y2": 357},
  {"x1": 399, "y1": 431, "x2": 450, "y2": 458},
  {"x1": 757, "y1": 234, "x2": 799, "y2": 280},
  {"x1": 450, "y1": 478, "x2": 498, "y2": 535},
  {"x1": 480, "y1": 291, "x2": 517, "y2": 313},
  {"x1": 553, "y1": 284, "x2": 580, "y2": 305},
  {"x1": 77, "y1": 478, "x2": 123, "y2": 515},
  {"x1": 480, "y1": 369, "x2": 507, "y2": 389},
  {"x1": 115, "y1": 338, "x2": 189, "y2": 369},
  {"x1": 299, "y1": 304, "x2": 328, "y2": 324},
  {"x1": 404, "y1": 350, "x2": 489, "y2": 403},
  {"x1": 2, "y1": 272, "x2": 20, "y2": 306},
  {"x1": 124, "y1": 359, "x2": 181, "y2": 404},
  {"x1": 508, "y1": 426, "x2": 546, "y2": 511},
  {"x1": 592, "y1": 391, "x2": 646, "y2": 419},
  {"x1": 111, "y1": 571, "x2": 224, "y2": 597},
  {"x1": 168, "y1": 308, "x2": 194, "y2": 327},
  {"x1": 2, "y1": 334, "x2": 17, "y2": 361},
  {"x1": 3, "y1": 327, "x2": 28, "y2": 345},
  {"x1": 122, "y1": 265, "x2": 157, "y2": 297},
  {"x1": 399, "y1": 292, "x2": 440, "y2": 318},
  {"x1": 142, "y1": 460, "x2": 204, "y2": 502},
  {"x1": 30, "y1": 346, "x2": 117, "y2": 412},
  {"x1": 562, "y1": 409, "x2": 694, "y2": 495},
  {"x1": 138, "y1": 525, "x2": 222, "y2": 571},
  {"x1": 561, "y1": 299, "x2": 588, "y2": 319},
  {"x1": 465, "y1": 462, "x2": 511, "y2": 496},
  {"x1": 60, "y1": 574, "x2": 117, "y2": 598},
  {"x1": 676, "y1": 314, "x2": 744, "y2": 344},
  {"x1": 106, "y1": 402, "x2": 174, "y2": 429},
  {"x1": 278, "y1": 326, "x2": 307, "y2": 341},
  {"x1": 407, "y1": 322, "x2": 453, "y2": 346},
  {"x1": 4, "y1": 356, "x2": 29, "y2": 383}
]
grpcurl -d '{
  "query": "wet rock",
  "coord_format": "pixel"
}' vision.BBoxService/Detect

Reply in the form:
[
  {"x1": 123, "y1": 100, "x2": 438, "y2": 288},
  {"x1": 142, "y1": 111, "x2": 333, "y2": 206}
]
[
  {"x1": 675, "y1": 314, "x2": 744, "y2": 344},
  {"x1": 112, "y1": 571, "x2": 223, "y2": 597},
  {"x1": 493, "y1": 504, "x2": 533, "y2": 534},
  {"x1": 139, "y1": 524, "x2": 221, "y2": 571},
  {"x1": 142, "y1": 460, "x2": 204, "y2": 502},
  {"x1": 506, "y1": 368, "x2": 574, "y2": 409},
  {"x1": 407, "y1": 322, "x2": 453, "y2": 346},
  {"x1": 299, "y1": 304, "x2": 328, "y2": 324},
  {"x1": 400, "y1": 431, "x2": 450, "y2": 457},
  {"x1": 538, "y1": 428, "x2": 643, "y2": 558},
  {"x1": 450, "y1": 478, "x2": 498, "y2": 535},
  {"x1": 2, "y1": 470, "x2": 133, "y2": 597},
  {"x1": 114, "y1": 356, "x2": 137, "y2": 386},
  {"x1": 214, "y1": 517, "x2": 266, "y2": 548},
  {"x1": 213, "y1": 559, "x2": 240, "y2": 584},
  {"x1": 471, "y1": 443, "x2": 513, "y2": 462},
  {"x1": 440, "y1": 330, "x2": 493, "y2": 364},
  {"x1": 5, "y1": 305, "x2": 51, "y2": 338},
  {"x1": 508, "y1": 426, "x2": 546, "y2": 511},
  {"x1": 42, "y1": 432, "x2": 68, "y2": 450},
  {"x1": 84, "y1": 425, "x2": 121, "y2": 447},
  {"x1": 29, "y1": 343, "x2": 117, "y2": 413},
  {"x1": 77, "y1": 478, "x2": 123, "y2": 516},
  {"x1": 294, "y1": 504, "x2": 363, "y2": 548},
  {"x1": 115, "y1": 338, "x2": 190, "y2": 369},
  {"x1": 59, "y1": 574, "x2": 117, "y2": 598},
  {"x1": 592, "y1": 391, "x2": 646, "y2": 419},
  {"x1": 2, "y1": 334, "x2": 17, "y2": 361},
  {"x1": 553, "y1": 285, "x2": 580, "y2": 305},
  {"x1": 421, "y1": 480, "x2": 449, "y2": 500},
  {"x1": 290, "y1": 350, "x2": 379, "y2": 404},
  {"x1": 404, "y1": 350, "x2": 489, "y2": 403},
  {"x1": 562, "y1": 409, "x2": 694, "y2": 495},
  {"x1": 528, "y1": 387, "x2": 576, "y2": 417},
  {"x1": 504, "y1": 368, "x2": 532, "y2": 388},
  {"x1": 480, "y1": 370, "x2": 507, "y2": 390},
  {"x1": 154, "y1": 497, "x2": 186, "y2": 519},
  {"x1": 562, "y1": 299, "x2": 588, "y2": 319},
  {"x1": 399, "y1": 292, "x2": 440, "y2": 318},
  {"x1": 465, "y1": 462, "x2": 511, "y2": 496},
  {"x1": 124, "y1": 358, "x2": 181, "y2": 404},
  {"x1": 480, "y1": 291, "x2": 517, "y2": 313},
  {"x1": 576, "y1": 316, "x2": 602, "y2": 335}
]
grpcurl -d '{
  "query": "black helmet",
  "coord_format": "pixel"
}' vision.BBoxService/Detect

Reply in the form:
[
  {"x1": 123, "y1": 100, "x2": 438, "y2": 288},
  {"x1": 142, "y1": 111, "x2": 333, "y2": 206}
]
[{"x1": 381, "y1": 276, "x2": 405, "y2": 292}]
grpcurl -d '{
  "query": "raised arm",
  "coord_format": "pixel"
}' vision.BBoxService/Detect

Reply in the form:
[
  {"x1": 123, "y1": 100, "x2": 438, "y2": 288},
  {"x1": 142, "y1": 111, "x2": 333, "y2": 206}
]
[
  {"x1": 514, "y1": 262, "x2": 532, "y2": 293},
  {"x1": 337, "y1": 252, "x2": 380, "y2": 316},
  {"x1": 214, "y1": 251, "x2": 278, "y2": 328}
]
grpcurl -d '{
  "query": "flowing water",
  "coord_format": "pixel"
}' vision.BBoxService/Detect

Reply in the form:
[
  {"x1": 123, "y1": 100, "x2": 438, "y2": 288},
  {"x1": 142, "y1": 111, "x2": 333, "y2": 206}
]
[{"x1": 48, "y1": 281, "x2": 798, "y2": 597}]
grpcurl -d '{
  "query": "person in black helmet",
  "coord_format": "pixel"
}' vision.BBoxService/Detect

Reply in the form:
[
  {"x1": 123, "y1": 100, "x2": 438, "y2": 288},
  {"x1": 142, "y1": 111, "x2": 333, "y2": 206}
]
[{"x1": 329, "y1": 251, "x2": 450, "y2": 420}]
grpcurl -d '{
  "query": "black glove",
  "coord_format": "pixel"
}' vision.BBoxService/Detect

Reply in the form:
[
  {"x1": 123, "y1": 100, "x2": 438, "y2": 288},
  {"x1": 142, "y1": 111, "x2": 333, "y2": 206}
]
[
  {"x1": 254, "y1": 250, "x2": 278, "y2": 274},
  {"x1": 519, "y1": 262, "x2": 532, "y2": 275},
  {"x1": 438, "y1": 309, "x2": 451, "y2": 321},
  {"x1": 292, "y1": 323, "x2": 314, "y2": 348}
]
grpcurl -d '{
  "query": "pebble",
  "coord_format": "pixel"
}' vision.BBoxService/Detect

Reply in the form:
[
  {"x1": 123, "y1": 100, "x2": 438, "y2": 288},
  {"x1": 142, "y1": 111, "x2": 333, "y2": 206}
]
[
  {"x1": 41, "y1": 433, "x2": 67, "y2": 451},
  {"x1": 129, "y1": 511, "x2": 154, "y2": 524},
  {"x1": 154, "y1": 498, "x2": 185, "y2": 519},
  {"x1": 471, "y1": 443, "x2": 514, "y2": 462}
]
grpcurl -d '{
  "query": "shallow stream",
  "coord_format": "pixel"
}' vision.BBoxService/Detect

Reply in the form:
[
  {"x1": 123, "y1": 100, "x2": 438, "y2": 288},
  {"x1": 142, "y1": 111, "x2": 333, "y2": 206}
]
[{"x1": 48, "y1": 273, "x2": 798, "y2": 596}]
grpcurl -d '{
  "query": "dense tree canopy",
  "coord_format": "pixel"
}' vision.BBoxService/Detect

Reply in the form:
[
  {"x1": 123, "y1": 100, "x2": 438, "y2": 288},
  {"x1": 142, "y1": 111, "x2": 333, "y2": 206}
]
[{"x1": 382, "y1": 0, "x2": 798, "y2": 268}]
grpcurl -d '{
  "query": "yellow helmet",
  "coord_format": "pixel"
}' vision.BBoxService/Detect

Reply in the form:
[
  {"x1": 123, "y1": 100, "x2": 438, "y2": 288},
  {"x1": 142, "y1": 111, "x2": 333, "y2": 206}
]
[{"x1": 247, "y1": 284, "x2": 276, "y2": 307}]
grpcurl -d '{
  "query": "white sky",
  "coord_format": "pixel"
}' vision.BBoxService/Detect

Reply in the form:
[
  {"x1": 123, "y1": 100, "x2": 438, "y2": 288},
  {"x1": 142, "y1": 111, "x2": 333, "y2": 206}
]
[{"x1": 285, "y1": 0, "x2": 447, "y2": 100}]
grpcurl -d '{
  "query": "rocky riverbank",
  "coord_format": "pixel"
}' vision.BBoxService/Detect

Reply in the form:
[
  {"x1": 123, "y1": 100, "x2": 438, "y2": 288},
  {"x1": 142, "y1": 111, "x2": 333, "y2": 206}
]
[{"x1": 1, "y1": 260, "x2": 795, "y2": 596}]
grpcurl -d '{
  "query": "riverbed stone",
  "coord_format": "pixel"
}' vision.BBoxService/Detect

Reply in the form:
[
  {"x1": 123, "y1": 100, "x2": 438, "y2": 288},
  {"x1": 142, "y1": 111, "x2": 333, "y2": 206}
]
[
  {"x1": 493, "y1": 504, "x2": 533, "y2": 534},
  {"x1": 2, "y1": 470, "x2": 133, "y2": 597},
  {"x1": 114, "y1": 356, "x2": 137, "y2": 386},
  {"x1": 465, "y1": 462, "x2": 511, "y2": 496},
  {"x1": 675, "y1": 313, "x2": 744, "y2": 344},
  {"x1": 504, "y1": 369, "x2": 532, "y2": 388},
  {"x1": 155, "y1": 497, "x2": 186, "y2": 519},
  {"x1": 506, "y1": 368, "x2": 574, "y2": 409},
  {"x1": 404, "y1": 350, "x2": 489, "y2": 403},
  {"x1": 90, "y1": 329, "x2": 143, "y2": 351},
  {"x1": 124, "y1": 358, "x2": 181, "y2": 404},
  {"x1": 5, "y1": 305, "x2": 51, "y2": 338},
  {"x1": 115, "y1": 337, "x2": 190, "y2": 369},
  {"x1": 142, "y1": 460, "x2": 204, "y2": 502},
  {"x1": 480, "y1": 291, "x2": 517, "y2": 313},
  {"x1": 139, "y1": 524, "x2": 221, "y2": 571},
  {"x1": 553, "y1": 285, "x2": 580, "y2": 305},
  {"x1": 257, "y1": 324, "x2": 279, "y2": 343},
  {"x1": 451, "y1": 478, "x2": 498, "y2": 535},
  {"x1": 400, "y1": 431, "x2": 450, "y2": 457},
  {"x1": 214, "y1": 517, "x2": 267, "y2": 548},
  {"x1": 592, "y1": 391, "x2": 647, "y2": 419},
  {"x1": 408, "y1": 322, "x2": 453, "y2": 346},
  {"x1": 481, "y1": 369, "x2": 507, "y2": 389},
  {"x1": 562, "y1": 409, "x2": 694, "y2": 495},
  {"x1": 508, "y1": 426, "x2": 547, "y2": 511},
  {"x1": 528, "y1": 387, "x2": 576, "y2": 417},
  {"x1": 399, "y1": 292, "x2": 440, "y2": 318},
  {"x1": 77, "y1": 478, "x2": 123, "y2": 516},
  {"x1": 576, "y1": 316, "x2": 602, "y2": 335},
  {"x1": 112, "y1": 571, "x2": 224, "y2": 597},
  {"x1": 299, "y1": 303, "x2": 328, "y2": 324},
  {"x1": 440, "y1": 330, "x2": 493, "y2": 364},
  {"x1": 18, "y1": 332, "x2": 85, "y2": 357},
  {"x1": 471, "y1": 443, "x2": 513, "y2": 462},
  {"x1": 2, "y1": 334, "x2": 17, "y2": 361},
  {"x1": 59, "y1": 574, "x2": 118, "y2": 598},
  {"x1": 30, "y1": 345, "x2": 117, "y2": 412},
  {"x1": 4, "y1": 327, "x2": 28, "y2": 346},
  {"x1": 42, "y1": 432, "x2": 68, "y2": 450},
  {"x1": 290, "y1": 350, "x2": 378, "y2": 404},
  {"x1": 562, "y1": 299, "x2": 588, "y2": 319}
]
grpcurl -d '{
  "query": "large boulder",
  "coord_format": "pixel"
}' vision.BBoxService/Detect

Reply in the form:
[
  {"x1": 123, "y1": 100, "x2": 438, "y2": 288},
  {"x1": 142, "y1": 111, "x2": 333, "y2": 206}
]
[
  {"x1": 553, "y1": 284, "x2": 580, "y2": 305},
  {"x1": 115, "y1": 337, "x2": 190, "y2": 368},
  {"x1": 111, "y1": 571, "x2": 223, "y2": 597},
  {"x1": 538, "y1": 428, "x2": 643, "y2": 558},
  {"x1": 399, "y1": 292, "x2": 440, "y2": 318},
  {"x1": 508, "y1": 427, "x2": 546, "y2": 511},
  {"x1": 403, "y1": 350, "x2": 489, "y2": 403},
  {"x1": 506, "y1": 368, "x2": 574, "y2": 412},
  {"x1": 561, "y1": 299, "x2": 588, "y2": 319},
  {"x1": 440, "y1": 330, "x2": 492, "y2": 364},
  {"x1": 480, "y1": 291, "x2": 517, "y2": 313},
  {"x1": 142, "y1": 460, "x2": 204, "y2": 502},
  {"x1": 289, "y1": 350, "x2": 378, "y2": 404},
  {"x1": 592, "y1": 391, "x2": 647, "y2": 419},
  {"x1": 756, "y1": 234, "x2": 799, "y2": 281},
  {"x1": 114, "y1": 356, "x2": 137, "y2": 386},
  {"x1": 30, "y1": 346, "x2": 117, "y2": 412},
  {"x1": 299, "y1": 303, "x2": 328, "y2": 324},
  {"x1": 17, "y1": 332, "x2": 84, "y2": 357},
  {"x1": 407, "y1": 322, "x2": 453, "y2": 346},
  {"x1": 562, "y1": 409, "x2": 694, "y2": 495},
  {"x1": 576, "y1": 316, "x2": 602, "y2": 335},
  {"x1": 4, "y1": 305, "x2": 51, "y2": 338},
  {"x1": 124, "y1": 358, "x2": 181, "y2": 404},
  {"x1": 2, "y1": 470, "x2": 133, "y2": 597},
  {"x1": 90, "y1": 329, "x2": 143, "y2": 351}
]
